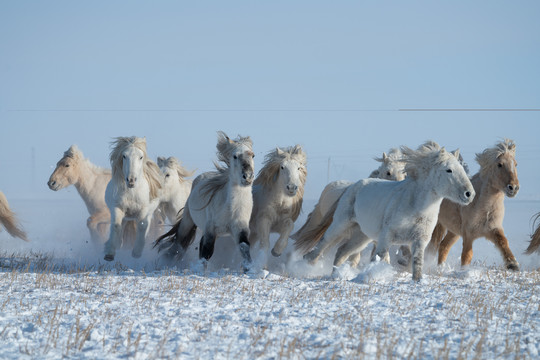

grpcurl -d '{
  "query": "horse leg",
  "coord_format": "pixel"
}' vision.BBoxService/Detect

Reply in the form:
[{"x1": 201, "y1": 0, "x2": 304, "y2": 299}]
[
  {"x1": 234, "y1": 227, "x2": 252, "y2": 273},
  {"x1": 104, "y1": 208, "x2": 124, "y2": 261},
  {"x1": 304, "y1": 219, "x2": 352, "y2": 265},
  {"x1": 334, "y1": 232, "x2": 371, "y2": 268},
  {"x1": 460, "y1": 236, "x2": 474, "y2": 267},
  {"x1": 347, "y1": 252, "x2": 362, "y2": 267},
  {"x1": 249, "y1": 216, "x2": 271, "y2": 253},
  {"x1": 485, "y1": 228, "x2": 519, "y2": 271},
  {"x1": 425, "y1": 223, "x2": 446, "y2": 257},
  {"x1": 272, "y1": 218, "x2": 294, "y2": 257},
  {"x1": 437, "y1": 231, "x2": 460, "y2": 265},
  {"x1": 411, "y1": 241, "x2": 426, "y2": 282},
  {"x1": 88, "y1": 211, "x2": 110, "y2": 244},
  {"x1": 199, "y1": 231, "x2": 217, "y2": 262},
  {"x1": 371, "y1": 232, "x2": 390, "y2": 264},
  {"x1": 132, "y1": 216, "x2": 150, "y2": 258}
]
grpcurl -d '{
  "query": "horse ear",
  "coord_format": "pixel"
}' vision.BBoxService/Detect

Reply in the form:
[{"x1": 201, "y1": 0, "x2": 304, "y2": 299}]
[
  {"x1": 451, "y1": 149, "x2": 460, "y2": 159},
  {"x1": 382, "y1": 152, "x2": 389, "y2": 164},
  {"x1": 157, "y1": 156, "x2": 165, "y2": 166},
  {"x1": 276, "y1": 147, "x2": 285, "y2": 156}
]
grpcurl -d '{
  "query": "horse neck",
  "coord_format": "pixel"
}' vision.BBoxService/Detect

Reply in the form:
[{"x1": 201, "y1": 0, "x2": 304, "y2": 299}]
[
  {"x1": 74, "y1": 160, "x2": 108, "y2": 210},
  {"x1": 472, "y1": 172, "x2": 505, "y2": 204},
  {"x1": 404, "y1": 177, "x2": 445, "y2": 216}
]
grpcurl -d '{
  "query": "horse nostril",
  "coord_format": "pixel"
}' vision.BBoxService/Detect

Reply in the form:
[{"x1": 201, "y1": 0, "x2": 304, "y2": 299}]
[
  {"x1": 465, "y1": 191, "x2": 471, "y2": 198},
  {"x1": 508, "y1": 185, "x2": 514, "y2": 191}
]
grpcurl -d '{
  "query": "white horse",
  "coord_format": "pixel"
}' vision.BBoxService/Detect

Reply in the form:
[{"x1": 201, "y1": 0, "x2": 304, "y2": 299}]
[
  {"x1": 249, "y1": 145, "x2": 307, "y2": 263},
  {"x1": 293, "y1": 148, "x2": 406, "y2": 266},
  {"x1": 0, "y1": 191, "x2": 28, "y2": 241},
  {"x1": 104, "y1": 137, "x2": 163, "y2": 261},
  {"x1": 301, "y1": 142, "x2": 475, "y2": 281},
  {"x1": 48, "y1": 145, "x2": 112, "y2": 243},
  {"x1": 155, "y1": 131, "x2": 255, "y2": 271},
  {"x1": 157, "y1": 156, "x2": 194, "y2": 224}
]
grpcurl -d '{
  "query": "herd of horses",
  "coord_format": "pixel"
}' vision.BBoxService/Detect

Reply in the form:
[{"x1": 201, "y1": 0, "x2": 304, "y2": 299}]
[{"x1": 1, "y1": 133, "x2": 539, "y2": 280}]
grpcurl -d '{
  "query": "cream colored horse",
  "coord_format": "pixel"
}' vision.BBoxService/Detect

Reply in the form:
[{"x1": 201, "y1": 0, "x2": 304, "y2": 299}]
[
  {"x1": 157, "y1": 156, "x2": 194, "y2": 224},
  {"x1": 104, "y1": 137, "x2": 163, "y2": 261},
  {"x1": 427, "y1": 139, "x2": 520, "y2": 270},
  {"x1": 47, "y1": 145, "x2": 111, "y2": 243},
  {"x1": 249, "y1": 145, "x2": 307, "y2": 264},
  {"x1": 0, "y1": 191, "x2": 28, "y2": 241}
]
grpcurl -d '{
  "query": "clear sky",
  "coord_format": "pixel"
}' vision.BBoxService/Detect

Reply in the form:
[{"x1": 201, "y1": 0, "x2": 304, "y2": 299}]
[{"x1": 1, "y1": 1, "x2": 539, "y2": 201}]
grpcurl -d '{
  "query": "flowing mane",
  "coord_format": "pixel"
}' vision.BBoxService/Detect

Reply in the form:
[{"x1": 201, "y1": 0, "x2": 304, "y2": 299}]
[
  {"x1": 109, "y1": 136, "x2": 162, "y2": 199},
  {"x1": 400, "y1": 141, "x2": 455, "y2": 179},
  {"x1": 475, "y1": 139, "x2": 516, "y2": 176},
  {"x1": 200, "y1": 132, "x2": 254, "y2": 202},
  {"x1": 254, "y1": 145, "x2": 307, "y2": 221}
]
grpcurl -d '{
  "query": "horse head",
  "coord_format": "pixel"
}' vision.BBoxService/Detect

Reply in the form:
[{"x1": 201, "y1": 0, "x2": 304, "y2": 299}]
[
  {"x1": 402, "y1": 142, "x2": 475, "y2": 206},
  {"x1": 217, "y1": 131, "x2": 255, "y2": 186},
  {"x1": 48, "y1": 145, "x2": 82, "y2": 191},
  {"x1": 476, "y1": 139, "x2": 519, "y2": 198},
  {"x1": 373, "y1": 148, "x2": 406, "y2": 181},
  {"x1": 275, "y1": 145, "x2": 307, "y2": 197},
  {"x1": 110, "y1": 137, "x2": 148, "y2": 189}
]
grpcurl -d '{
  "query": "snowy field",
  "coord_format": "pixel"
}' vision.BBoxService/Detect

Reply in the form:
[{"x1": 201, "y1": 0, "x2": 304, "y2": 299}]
[{"x1": 1, "y1": 197, "x2": 539, "y2": 359}]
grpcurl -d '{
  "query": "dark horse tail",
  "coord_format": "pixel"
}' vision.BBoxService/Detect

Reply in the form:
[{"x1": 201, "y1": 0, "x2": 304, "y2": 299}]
[{"x1": 153, "y1": 206, "x2": 197, "y2": 259}]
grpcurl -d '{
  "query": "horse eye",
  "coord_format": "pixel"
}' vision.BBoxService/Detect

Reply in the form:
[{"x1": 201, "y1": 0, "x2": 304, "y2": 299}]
[
  {"x1": 139, "y1": 156, "x2": 143, "y2": 160},
  {"x1": 122, "y1": 155, "x2": 126, "y2": 159},
  {"x1": 497, "y1": 163, "x2": 502, "y2": 168},
  {"x1": 281, "y1": 165, "x2": 284, "y2": 170},
  {"x1": 386, "y1": 171, "x2": 391, "y2": 176},
  {"x1": 165, "y1": 174, "x2": 170, "y2": 178},
  {"x1": 446, "y1": 169, "x2": 452, "y2": 173},
  {"x1": 233, "y1": 155, "x2": 238, "y2": 160},
  {"x1": 65, "y1": 164, "x2": 70, "y2": 168}
]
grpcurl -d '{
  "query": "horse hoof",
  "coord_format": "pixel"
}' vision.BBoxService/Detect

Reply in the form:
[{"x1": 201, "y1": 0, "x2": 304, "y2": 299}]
[
  {"x1": 271, "y1": 249, "x2": 281, "y2": 257},
  {"x1": 104, "y1": 254, "x2": 114, "y2": 262},
  {"x1": 507, "y1": 261, "x2": 520, "y2": 271},
  {"x1": 132, "y1": 250, "x2": 142, "y2": 259}
]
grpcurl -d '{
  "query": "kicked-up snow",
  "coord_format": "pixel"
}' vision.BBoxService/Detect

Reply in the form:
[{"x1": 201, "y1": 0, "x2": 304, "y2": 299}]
[{"x1": 0, "y1": 198, "x2": 539, "y2": 359}]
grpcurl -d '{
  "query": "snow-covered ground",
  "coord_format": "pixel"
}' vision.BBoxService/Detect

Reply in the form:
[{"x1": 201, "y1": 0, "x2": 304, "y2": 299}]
[{"x1": 1, "y1": 197, "x2": 539, "y2": 359}]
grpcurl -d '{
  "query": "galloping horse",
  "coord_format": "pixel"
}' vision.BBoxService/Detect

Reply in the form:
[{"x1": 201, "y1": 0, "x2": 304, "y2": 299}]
[
  {"x1": 427, "y1": 139, "x2": 520, "y2": 270},
  {"x1": 47, "y1": 145, "x2": 111, "y2": 243},
  {"x1": 300, "y1": 142, "x2": 474, "y2": 281},
  {"x1": 155, "y1": 132, "x2": 255, "y2": 271},
  {"x1": 293, "y1": 148, "x2": 406, "y2": 267},
  {"x1": 104, "y1": 137, "x2": 162, "y2": 261},
  {"x1": 249, "y1": 145, "x2": 307, "y2": 264}
]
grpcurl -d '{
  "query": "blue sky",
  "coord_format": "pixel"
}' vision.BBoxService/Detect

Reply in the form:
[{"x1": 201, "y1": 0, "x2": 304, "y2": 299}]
[{"x1": 1, "y1": 1, "x2": 539, "y2": 200}]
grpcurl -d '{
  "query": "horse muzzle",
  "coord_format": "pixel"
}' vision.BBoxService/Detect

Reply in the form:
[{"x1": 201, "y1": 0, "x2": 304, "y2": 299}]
[
  {"x1": 126, "y1": 177, "x2": 137, "y2": 188},
  {"x1": 459, "y1": 189, "x2": 475, "y2": 205},
  {"x1": 286, "y1": 184, "x2": 298, "y2": 196},
  {"x1": 241, "y1": 171, "x2": 254, "y2": 186},
  {"x1": 47, "y1": 180, "x2": 61, "y2": 191},
  {"x1": 505, "y1": 184, "x2": 519, "y2": 198}
]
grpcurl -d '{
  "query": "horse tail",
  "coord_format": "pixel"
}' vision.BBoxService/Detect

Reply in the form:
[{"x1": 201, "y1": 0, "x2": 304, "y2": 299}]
[
  {"x1": 153, "y1": 206, "x2": 197, "y2": 256},
  {"x1": 293, "y1": 197, "x2": 339, "y2": 255},
  {"x1": 525, "y1": 213, "x2": 540, "y2": 255},
  {"x1": 0, "y1": 191, "x2": 29, "y2": 242},
  {"x1": 426, "y1": 222, "x2": 446, "y2": 256}
]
